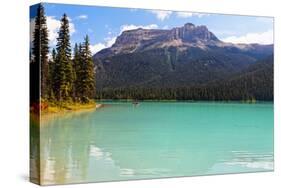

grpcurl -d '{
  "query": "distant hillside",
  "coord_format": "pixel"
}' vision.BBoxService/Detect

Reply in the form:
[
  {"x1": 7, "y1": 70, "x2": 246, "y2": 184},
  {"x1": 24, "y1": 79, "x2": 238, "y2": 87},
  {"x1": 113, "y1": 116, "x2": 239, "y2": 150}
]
[
  {"x1": 202, "y1": 55, "x2": 273, "y2": 100},
  {"x1": 93, "y1": 23, "x2": 273, "y2": 100}
]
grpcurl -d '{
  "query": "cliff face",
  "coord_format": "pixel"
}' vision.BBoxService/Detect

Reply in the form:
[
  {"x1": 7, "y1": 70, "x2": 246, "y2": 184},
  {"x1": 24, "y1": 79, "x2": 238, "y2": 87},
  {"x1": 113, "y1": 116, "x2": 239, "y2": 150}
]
[
  {"x1": 170, "y1": 23, "x2": 219, "y2": 42},
  {"x1": 95, "y1": 23, "x2": 222, "y2": 58},
  {"x1": 93, "y1": 23, "x2": 273, "y2": 91}
]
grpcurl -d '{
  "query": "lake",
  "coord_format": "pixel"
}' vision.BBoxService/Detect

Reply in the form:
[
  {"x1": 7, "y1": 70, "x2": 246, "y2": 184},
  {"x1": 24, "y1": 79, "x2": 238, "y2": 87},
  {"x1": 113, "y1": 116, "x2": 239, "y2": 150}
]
[{"x1": 38, "y1": 101, "x2": 273, "y2": 185}]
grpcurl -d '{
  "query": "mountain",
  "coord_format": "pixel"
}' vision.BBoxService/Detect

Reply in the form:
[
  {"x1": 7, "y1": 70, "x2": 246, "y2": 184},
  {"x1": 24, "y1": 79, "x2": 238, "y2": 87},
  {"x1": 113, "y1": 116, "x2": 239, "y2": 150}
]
[{"x1": 93, "y1": 23, "x2": 273, "y2": 100}]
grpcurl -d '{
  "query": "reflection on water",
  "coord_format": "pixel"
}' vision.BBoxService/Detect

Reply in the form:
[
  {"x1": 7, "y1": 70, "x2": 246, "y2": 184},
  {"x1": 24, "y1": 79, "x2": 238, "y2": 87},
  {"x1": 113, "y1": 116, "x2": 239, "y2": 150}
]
[
  {"x1": 225, "y1": 151, "x2": 273, "y2": 170},
  {"x1": 30, "y1": 113, "x2": 40, "y2": 184},
  {"x1": 33, "y1": 102, "x2": 273, "y2": 185}
]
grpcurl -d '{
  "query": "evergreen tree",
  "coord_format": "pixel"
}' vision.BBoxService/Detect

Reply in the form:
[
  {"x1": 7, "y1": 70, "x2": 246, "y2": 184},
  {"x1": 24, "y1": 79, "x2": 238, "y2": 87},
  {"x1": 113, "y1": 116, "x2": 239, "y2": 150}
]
[
  {"x1": 32, "y1": 3, "x2": 49, "y2": 99},
  {"x1": 53, "y1": 13, "x2": 74, "y2": 101},
  {"x1": 72, "y1": 43, "x2": 80, "y2": 100},
  {"x1": 51, "y1": 48, "x2": 57, "y2": 62},
  {"x1": 77, "y1": 35, "x2": 95, "y2": 103},
  {"x1": 48, "y1": 48, "x2": 56, "y2": 100},
  {"x1": 75, "y1": 43, "x2": 83, "y2": 100}
]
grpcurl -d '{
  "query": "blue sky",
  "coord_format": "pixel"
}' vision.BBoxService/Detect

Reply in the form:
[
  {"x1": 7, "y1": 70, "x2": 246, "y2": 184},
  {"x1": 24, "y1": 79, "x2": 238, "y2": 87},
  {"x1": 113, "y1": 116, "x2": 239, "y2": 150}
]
[{"x1": 30, "y1": 3, "x2": 274, "y2": 55}]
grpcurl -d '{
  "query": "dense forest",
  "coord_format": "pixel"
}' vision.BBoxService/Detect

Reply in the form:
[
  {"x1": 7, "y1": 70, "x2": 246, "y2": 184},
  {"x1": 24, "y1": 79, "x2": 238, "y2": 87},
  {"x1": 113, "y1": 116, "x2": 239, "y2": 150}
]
[
  {"x1": 95, "y1": 55, "x2": 273, "y2": 101},
  {"x1": 30, "y1": 4, "x2": 95, "y2": 107}
]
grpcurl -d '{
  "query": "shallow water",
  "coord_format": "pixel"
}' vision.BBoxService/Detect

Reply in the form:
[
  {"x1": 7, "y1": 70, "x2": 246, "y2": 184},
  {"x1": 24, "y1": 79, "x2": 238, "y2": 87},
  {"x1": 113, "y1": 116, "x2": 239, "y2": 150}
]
[{"x1": 38, "y1": 102, "x2": 273, "y2": 185}]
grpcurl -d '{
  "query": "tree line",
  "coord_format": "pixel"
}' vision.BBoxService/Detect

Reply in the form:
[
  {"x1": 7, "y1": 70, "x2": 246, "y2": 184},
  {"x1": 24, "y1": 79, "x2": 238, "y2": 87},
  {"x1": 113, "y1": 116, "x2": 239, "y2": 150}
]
[
  {"x1": 96, "y1": 84, "x2": 272, "y2": 101},
  {"x1": 96, "y1": 60, "x2": 273, "y2": 101},
  {"x1": 31, "y1": 4, "x2": 95, "y2": 105},
  {"x1": 96, "y1": 52, "x2": 273, "y2": 101}
]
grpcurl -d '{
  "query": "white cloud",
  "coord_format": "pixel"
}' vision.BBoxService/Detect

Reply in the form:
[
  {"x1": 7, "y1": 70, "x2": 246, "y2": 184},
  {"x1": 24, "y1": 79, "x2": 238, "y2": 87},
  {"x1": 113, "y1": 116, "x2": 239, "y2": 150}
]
[
  {"x1": 105, "y1": 37, "x2": 117, "y2": 47},
  {"x1": 46, "y1": 16, "x2": 61, "y2": 45},
  {"x1": 211, "y1": 30, "x2": 236, "y2": 36},
  {"x1": 176, "y1": 12, "x2": 209, "y2": 18},
  {"x1": 149, "y1": 10, "x2": 208, "y2": 20},
  {"x1": 90, "y1": 43, "x2": 106, "y2": 55},
  {"x1": 176, "y1": 12, "x2": 193, "y2": 18},
  {"x1": 90, "y1": 36, "x2": 117, "y2": 54},
  {"x1": 120, "y1": 24, "x2": 158, "y2": 33},
  {"x1": 46, "y1": 16, "x2": 76, "y2": 46},
  {"x1": 222, "y1": 30, "x2": 273, "y2": 44},
  {"x1": 149, "y1": 10, "x2": 172, "y2": 21},
  {"x1": 76, "y1": 14, "x2": 88, "y2": 20}
]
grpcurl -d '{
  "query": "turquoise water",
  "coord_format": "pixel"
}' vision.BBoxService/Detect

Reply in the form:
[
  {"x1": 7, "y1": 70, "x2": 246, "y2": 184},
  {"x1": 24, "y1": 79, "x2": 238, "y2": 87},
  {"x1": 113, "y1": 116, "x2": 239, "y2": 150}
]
[{"x1": 40, "y1": 102, "x2": 273, "y2": 185}]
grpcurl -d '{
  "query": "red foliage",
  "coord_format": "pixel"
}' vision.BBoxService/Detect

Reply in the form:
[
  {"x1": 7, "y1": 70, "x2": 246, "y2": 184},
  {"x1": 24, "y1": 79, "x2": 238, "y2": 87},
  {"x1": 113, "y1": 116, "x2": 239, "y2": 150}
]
[{"x1": 30, "y1": 102, "x2": 48, "y2": 113}]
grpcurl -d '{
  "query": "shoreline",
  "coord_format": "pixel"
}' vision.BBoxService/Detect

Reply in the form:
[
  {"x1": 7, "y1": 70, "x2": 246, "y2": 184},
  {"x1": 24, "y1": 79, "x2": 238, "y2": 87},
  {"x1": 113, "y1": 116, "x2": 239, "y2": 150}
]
[{"x1": 37, "y1": 103, "x2": 103, "y2": 123}]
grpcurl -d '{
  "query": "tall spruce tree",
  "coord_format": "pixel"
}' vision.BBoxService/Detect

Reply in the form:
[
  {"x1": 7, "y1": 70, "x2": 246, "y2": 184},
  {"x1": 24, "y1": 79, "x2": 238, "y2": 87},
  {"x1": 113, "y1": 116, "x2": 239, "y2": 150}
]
[
  {"x1": 76, "y1": 43, "x2": 83, "y2": 100},
  {"x1": 53, "y1": 13, "x2": 74, "y2": 101},
  {"x1": 72, "y1": 43, "x2": 80, "y2": 100},
  {"x1": 77, "y1": 35, "x2": 95, "y2": 103},
  {"x1": 47, "y1": 48, "x2": 56, "y2": 100},
  {"x1": 32, "y1": 3, "x2": 49, "y2": 100}
]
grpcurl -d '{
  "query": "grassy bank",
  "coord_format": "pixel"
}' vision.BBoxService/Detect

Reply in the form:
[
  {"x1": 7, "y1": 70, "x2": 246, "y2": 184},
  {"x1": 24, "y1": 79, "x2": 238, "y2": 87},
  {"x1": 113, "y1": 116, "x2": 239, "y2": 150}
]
[
  {"x1": 29, "y1": 100, "x2": 103, "y2": 125},
  {"x1": 40, "y1": 100, "x2": 100, "y2": 115}
]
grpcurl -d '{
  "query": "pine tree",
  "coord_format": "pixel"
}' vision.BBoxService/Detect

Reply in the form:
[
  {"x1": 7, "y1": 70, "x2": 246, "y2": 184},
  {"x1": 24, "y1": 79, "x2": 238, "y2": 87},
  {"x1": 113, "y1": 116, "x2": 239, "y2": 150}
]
[
  {"x1": 77, "y1": 35, "x2": 95, "y2": 103},
  {"x1": 72, "y1": 43, "x2": 80, "y2": 100},
  {"x1": 53, "y1": 13, "x2": 74, "y2": 101},
  {"x1": 48, "y1": 48, "x2": 56, "y2": 100},
  {"x1": 51, "y1": 48, "x2": 56, "y2": 62},
  {"x1": 32, "y1": 3, "x2": 49, "y2": 100},
  {"x1": 75, "y1": 43, "x2": 83, "y2": 100}
]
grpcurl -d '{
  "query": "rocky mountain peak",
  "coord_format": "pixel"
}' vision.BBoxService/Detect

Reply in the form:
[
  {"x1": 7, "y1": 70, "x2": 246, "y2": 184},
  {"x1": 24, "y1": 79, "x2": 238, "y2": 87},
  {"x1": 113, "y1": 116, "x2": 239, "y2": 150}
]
[
  {"x1": 184, "y1": 23, "x2": 196, "y2": 29},
  {"x1": 95, "y1": 23, "x2": 224, "y2": 58},
  {"x1": 171, "y1": 23, "x2": 219, "y2": 42},
  {"x1": 113, "y1": 23, "x2": 219, "y2": 48}
]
